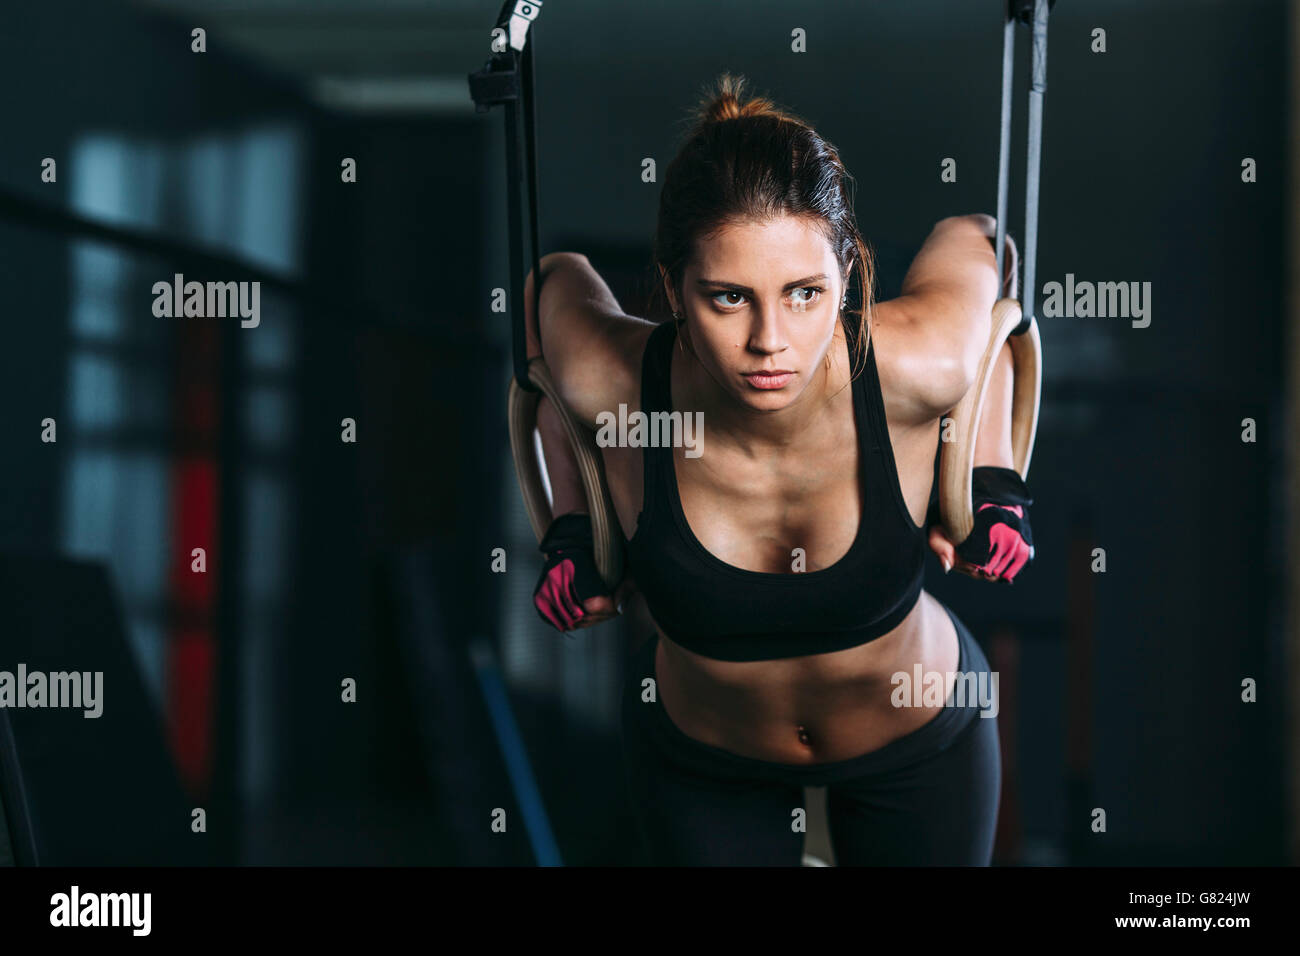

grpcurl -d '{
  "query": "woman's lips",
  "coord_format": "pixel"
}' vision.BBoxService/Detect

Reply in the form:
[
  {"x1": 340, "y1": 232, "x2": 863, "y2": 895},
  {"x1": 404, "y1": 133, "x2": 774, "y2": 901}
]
[{"x1": 742, "y1": 370, "x2": 794, "y2": 389}]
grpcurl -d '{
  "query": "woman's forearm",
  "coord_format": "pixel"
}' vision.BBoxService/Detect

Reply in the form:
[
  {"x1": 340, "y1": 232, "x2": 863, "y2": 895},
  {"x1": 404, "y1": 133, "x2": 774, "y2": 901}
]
[
  {"x1": 972, "y1": 339, "x2": 1015, "y2": 470},
  {"x1": 525, "y1": 251, "x2": 629, "y2": 520},
  {"x1": 535, "y1": 393, "x2": 588, "y2": 516},
  {"x1": 523, "y1": 252, "x2": 599, "y2": 518}
]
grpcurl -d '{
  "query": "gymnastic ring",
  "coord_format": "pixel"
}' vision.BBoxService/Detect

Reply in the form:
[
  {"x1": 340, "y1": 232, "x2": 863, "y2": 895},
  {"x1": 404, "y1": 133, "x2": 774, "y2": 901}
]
[
  {"x1": 937, "y1": 297, "x2": 1042, "y2": 547},
  {"x1": 507, "y1": 356, "x2": 625, "y2": 592}
]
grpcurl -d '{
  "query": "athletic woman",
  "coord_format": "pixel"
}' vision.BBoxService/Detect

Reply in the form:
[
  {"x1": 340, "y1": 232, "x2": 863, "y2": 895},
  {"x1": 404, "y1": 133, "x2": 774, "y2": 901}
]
[{"x1": 524, "y1": 74, "x2": 1034, "y2": 866}]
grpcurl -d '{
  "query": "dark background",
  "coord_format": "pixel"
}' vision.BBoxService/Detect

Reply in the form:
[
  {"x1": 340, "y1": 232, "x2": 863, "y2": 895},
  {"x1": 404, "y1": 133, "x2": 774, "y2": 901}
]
[{"x1": 0, "y1": 0, "x2": 1289, "y2": 865}]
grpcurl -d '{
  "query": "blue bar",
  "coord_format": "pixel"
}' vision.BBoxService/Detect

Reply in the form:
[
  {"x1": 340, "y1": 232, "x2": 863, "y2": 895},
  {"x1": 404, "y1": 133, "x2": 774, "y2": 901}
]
[{"x1": 468, "y1": 638, "x2": 563, "y2": 867}]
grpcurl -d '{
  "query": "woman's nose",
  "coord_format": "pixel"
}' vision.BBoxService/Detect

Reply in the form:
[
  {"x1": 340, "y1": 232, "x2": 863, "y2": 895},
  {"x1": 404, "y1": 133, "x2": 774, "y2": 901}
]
[{"x1": 747, "y1": 312, "x2": 787, "y2": 353}]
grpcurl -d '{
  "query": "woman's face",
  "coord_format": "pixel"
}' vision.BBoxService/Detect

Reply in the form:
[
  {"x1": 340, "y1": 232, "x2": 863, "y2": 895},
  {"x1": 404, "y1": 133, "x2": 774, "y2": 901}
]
[{"x1": 669, "y1": 214, "x2": 846, "y2": 413}]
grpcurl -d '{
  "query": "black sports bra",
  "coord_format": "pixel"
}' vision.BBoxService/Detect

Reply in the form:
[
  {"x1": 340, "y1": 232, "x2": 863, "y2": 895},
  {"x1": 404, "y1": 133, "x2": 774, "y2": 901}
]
[{"x1": 624, "y1": 319, "x2": 927, "y2": 662}]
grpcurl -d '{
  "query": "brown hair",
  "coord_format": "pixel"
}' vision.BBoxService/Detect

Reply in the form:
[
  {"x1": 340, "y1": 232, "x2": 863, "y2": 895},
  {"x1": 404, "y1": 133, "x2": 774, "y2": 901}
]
[{"x1": 650, "y1": 72, "x2": 876, "y2": 379}]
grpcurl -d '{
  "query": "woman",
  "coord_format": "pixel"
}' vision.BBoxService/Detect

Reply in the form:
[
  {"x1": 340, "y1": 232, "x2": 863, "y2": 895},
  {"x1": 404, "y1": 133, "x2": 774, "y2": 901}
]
[{"x1": 525, "y1": 74, "x2": 1034, "y2": 865}]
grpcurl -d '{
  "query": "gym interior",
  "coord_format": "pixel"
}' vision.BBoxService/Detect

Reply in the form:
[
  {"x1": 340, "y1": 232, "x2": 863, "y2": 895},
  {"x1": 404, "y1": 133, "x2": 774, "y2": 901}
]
[{"x1": 0, "y1": 0, "x2": 1293, "y2": 867}]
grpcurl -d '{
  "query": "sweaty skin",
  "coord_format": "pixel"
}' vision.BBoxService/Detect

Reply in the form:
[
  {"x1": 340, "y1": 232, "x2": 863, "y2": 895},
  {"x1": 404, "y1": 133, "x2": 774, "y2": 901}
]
[{"x1": 532, "y1": 213, "x2": 1016, "y2": 764}]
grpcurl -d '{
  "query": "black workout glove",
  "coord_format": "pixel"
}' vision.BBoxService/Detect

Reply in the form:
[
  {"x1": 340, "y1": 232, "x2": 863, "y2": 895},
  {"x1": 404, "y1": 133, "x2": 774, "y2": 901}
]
[
  {"x1": 532, "y1": 513, "x2": 610, "y2": 632},
  {"x1": 952, "y1": 466, "x2": 1035, "y2": 582}
]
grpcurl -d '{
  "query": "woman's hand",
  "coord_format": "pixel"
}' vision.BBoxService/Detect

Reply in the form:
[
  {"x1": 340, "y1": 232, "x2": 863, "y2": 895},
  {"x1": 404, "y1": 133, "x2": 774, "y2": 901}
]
[
  {"x1": 533, "y1": 513, "x2": 633, "y2": 631},
  {"x1": 928, "y1": 525, "x2": 999, "y2": 581},
  {"x1": 926, "y1": 467, "x2": 1035, "y2": 584},
  {"x1": 928, "y1": 515, "x2": 1032, "y2": 583}
]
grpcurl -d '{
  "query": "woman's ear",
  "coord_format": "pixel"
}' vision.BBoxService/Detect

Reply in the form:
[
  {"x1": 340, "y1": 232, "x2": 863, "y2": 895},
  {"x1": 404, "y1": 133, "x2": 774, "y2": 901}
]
[{"x1": 658, "y1": 264, "x2": 680, "y2": 315}]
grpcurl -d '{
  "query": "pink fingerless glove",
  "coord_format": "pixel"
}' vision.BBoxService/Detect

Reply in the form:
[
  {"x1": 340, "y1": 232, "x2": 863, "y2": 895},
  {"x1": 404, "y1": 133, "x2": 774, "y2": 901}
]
[
  {"x1": 532, "y1": 513, "x2": 609, "y2": 632},
  {"x1": 953, "y1": 466, "x2": 1036, "y2": 583}
]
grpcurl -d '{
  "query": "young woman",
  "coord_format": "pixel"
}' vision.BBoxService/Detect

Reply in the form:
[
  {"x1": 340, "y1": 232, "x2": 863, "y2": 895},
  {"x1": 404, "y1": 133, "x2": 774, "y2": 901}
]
[{"x1": 524, "y1": 74, "x2": 1034, "y2": 865}]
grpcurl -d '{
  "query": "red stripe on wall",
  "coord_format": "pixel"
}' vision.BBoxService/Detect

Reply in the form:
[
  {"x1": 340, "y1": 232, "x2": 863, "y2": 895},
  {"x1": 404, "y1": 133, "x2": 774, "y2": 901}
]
[{"x1": 167, "y1": 320, "x2": 220, "y2": 795}]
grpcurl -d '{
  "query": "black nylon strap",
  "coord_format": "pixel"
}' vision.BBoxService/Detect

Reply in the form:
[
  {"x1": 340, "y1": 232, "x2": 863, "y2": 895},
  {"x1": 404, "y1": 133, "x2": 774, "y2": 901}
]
[
  {"x1": 998, "y1": 0, "x2": 1054, "y2": 338},
  {"x1": 468, "y1": 1, "x2": 546, "y2": 392},
  {"x1": 1010, "y1": 0, "x2": 1056, "y2": 25},
  {"x1": 1020, "y1": 0, "x2": 1049, "y2": 336},
  {"x1": 522, "y1": 36, "x2": 543, "y2": 389}
]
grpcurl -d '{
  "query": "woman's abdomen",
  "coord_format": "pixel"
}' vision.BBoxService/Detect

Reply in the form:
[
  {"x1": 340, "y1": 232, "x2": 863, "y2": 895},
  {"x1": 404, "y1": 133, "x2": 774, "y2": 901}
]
[{"x1": 651, "y1": 590, "x2": 960, "y2": 764}]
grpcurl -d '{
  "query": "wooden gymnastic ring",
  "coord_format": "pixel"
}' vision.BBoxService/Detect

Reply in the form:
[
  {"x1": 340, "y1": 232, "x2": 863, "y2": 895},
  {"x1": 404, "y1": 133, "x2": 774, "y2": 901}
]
[
  {"x1": 507, "y1": 357, "x2": 624, "y2": 591},
  {"x1": 938, "y1": 297, "x2": 1042, "y2": 547}
]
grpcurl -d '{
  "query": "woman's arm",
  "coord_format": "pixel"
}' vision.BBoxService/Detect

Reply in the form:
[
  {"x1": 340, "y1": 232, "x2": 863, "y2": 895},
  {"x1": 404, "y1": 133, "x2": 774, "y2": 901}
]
[
  {"x1": 523, "y1": 253, "x2": 592, "y2": 512},
  {"x1": 889, "y1": 214, "x2": 1005, "y2": 418},
  {"x1": 533, "y1": 391, "x2": 622, "y2": 627},
  {"x1": 523, "y1": 252, "x2": 591, "y2": 514},
  {"x1": 974, "y1": 216, "x2": 1018, "y2": 471},
  {"x1": 522, "y1": 254, "x2": 630, "y2": 624},
  {"x1": 523, "y1": 250, "x2": 646, "y2": 519},
  {"x1": 525, "y1": 251, "x2": 645, "y2": 427},
  {"x1": 918, "y1": 219, "x2": 1025, "y2": 577},
  {"x1": 973, "y1": 340, "x2": 1015, "y2": 471},
  {"x1": 927, "y1": 339, "x2": 1022, "y2": 580},
  {"x1": 534, "y1": 393, "x2": 588, "y2": 516}
]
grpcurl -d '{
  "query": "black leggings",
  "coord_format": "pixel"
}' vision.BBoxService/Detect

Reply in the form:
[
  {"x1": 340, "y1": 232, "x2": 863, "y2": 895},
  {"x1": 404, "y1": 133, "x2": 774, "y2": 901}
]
[{"x1": 619, "y1": 601, "x2": 1001, "y2": 866}]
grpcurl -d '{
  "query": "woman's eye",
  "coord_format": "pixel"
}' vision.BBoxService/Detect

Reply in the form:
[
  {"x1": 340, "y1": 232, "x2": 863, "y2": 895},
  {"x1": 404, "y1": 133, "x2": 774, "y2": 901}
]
[
  {"x1": 790, "y1": 286, "x2": 824, "y2": 308},
  {"x1": 710, "y1": 287, "x2": 824, "y2": 309}
]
